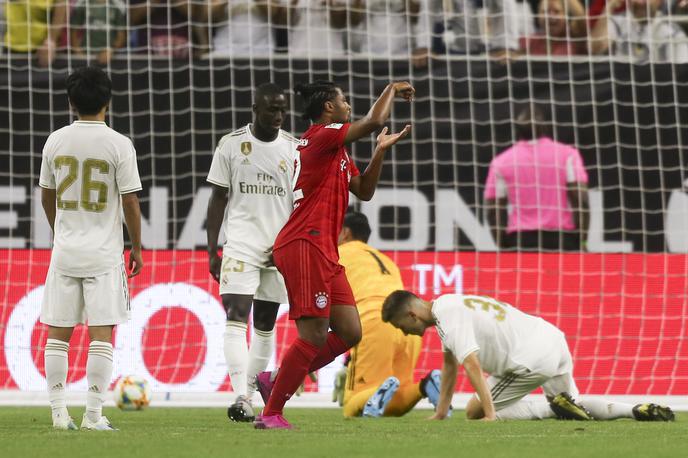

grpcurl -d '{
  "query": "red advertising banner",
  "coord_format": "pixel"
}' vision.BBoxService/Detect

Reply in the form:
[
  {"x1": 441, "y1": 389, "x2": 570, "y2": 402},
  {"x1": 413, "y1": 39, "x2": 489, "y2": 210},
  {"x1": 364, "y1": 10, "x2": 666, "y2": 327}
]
[{"x1": 1, "y1": 250, "x2": 687, "y2": 395}]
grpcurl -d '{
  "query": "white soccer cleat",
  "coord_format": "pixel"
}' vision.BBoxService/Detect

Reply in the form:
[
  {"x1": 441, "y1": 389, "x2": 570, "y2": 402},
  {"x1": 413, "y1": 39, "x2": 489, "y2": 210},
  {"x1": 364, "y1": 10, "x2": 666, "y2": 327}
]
[
  {"x1": 81, "y1": 415, "x2": 118, "y2": 431},
  {"x1": 52, "y1": 415, "x2": 78, "y2": 430},
  {"x1": 227, "y1": 395, "x2": 255, "y2": 422}
]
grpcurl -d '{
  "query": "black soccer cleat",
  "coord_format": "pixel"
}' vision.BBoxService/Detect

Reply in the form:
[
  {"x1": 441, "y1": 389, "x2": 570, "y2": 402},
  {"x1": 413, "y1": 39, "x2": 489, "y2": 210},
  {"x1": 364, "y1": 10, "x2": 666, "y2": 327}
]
[
  {"x1": 632, "y1": 403, "x2": 675, "y2": 422},
  {"x1": 227, "y1": 396, "x2": 255, "y2": 423},
  {"x1": 549, "y1": 392, "x2": 594, "y2": 421}
]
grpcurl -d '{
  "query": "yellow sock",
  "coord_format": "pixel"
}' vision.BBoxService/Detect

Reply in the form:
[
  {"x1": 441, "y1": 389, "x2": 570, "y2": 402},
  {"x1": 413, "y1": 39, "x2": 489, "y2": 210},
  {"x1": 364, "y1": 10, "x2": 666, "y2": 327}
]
[{"x1": 382, "y1": 383, "x2": 422, "y2": 417}]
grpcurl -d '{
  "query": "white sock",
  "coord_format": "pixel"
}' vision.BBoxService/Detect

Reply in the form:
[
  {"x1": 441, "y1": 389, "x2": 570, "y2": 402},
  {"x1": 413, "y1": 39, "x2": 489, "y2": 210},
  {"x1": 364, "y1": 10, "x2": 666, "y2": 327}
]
[
  {"x1": 580, "y1": 397, "x2": 634, "y2": 420},
  {"x1": 224, "y1": 321, "x2": 249, "y2": 398},
  {"x1": 45, "y1": 338, "x2": 70, "y2": 420},
  {"x1": 496, "y1": 401, "x2": 556, "y2": 420},
  {"x1": 246, "y1": 328, "x2": 275, "y2": 399},
  {"x1": 85, "y1": 341, "x2": 113, "y2": 423}
]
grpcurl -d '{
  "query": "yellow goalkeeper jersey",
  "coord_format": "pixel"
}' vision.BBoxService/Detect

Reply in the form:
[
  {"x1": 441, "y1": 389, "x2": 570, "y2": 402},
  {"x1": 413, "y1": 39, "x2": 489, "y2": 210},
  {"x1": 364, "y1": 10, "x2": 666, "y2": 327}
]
[{"x1": 338, "y1": 240, "x2": 404, "y2": 311}]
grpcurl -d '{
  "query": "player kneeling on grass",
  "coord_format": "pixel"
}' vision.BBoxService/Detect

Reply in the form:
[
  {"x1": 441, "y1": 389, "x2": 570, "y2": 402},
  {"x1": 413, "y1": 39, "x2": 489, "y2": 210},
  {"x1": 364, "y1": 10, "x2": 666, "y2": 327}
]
[
  {"x1": 39, "y1": 67, "x2": 143, "y2": 431},
  {"x1": 335, "y1": 212, "x2": 442, "y2": 418},
  {"x1": 382, "y1": 291, "x2": 675, "y2": 422}
]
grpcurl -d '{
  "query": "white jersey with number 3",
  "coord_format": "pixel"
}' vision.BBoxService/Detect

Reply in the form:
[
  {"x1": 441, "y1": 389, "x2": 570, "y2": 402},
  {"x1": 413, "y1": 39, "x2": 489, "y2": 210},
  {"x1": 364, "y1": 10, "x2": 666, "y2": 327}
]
[
  {"x1": 207, "y1": 124, "x2": 298, "y2": 267},
  {"x1": 431, "y1": 294, "x2": 570, "y2": 377},
  {"x1": 39, "y1": 120, "x2": 142, "y2": 278}
]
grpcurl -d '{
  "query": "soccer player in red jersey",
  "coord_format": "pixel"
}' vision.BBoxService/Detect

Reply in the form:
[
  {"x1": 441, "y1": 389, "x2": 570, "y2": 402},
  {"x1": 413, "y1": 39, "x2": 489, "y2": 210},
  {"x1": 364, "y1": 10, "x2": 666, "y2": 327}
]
[{"x1": 254, "y1": 80, "x2": 414, "y2": 429}]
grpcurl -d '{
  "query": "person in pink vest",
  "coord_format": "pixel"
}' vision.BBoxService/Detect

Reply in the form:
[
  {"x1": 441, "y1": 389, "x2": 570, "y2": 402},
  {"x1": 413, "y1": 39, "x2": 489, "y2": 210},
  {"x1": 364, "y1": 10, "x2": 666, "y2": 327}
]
[{"x1": 484, "y1": 105, "x2": 589, "y2": 251}]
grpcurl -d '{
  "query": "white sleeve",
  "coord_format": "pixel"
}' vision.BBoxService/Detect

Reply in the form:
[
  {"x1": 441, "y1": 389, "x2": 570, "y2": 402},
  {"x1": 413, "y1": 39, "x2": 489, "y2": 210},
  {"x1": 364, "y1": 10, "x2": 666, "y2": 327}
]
[
  {"x1": 39, "y1": 137, "x2": 55, "y2": 189},
  {"x1": 450, "y1": 306, "x2": 480, "y2": 365},
  {"x1": 116, "y1": 139, "x2": 143, "y2": 194},
  {"x1": 494, "y1": 172, "x2": 507, "y2": 199},
  {"x1": 667, "y1": 26, "x2": 688, "y2": 63},
  {"x1": 435, "y1": 299, "x2": 480, "y2": 365},
  {"x1": 207, "y1": 143, "x2": 231, "y2": 188},
  {"x1": 413, "y1": 0, "x2": 432, "y2": 50}
]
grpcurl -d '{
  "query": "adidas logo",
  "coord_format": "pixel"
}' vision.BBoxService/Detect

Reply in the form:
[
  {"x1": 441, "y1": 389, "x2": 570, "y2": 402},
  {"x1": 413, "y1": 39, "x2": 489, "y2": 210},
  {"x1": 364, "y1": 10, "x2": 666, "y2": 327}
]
[
  {"x1": 241, "y1": 158, "x2": 251, "y2": 165},
  {"x1": 50, "y1": 382, "x2": 64, "y2": 391},
  {"x1": 88, "y1": 385, "x2": 100, "y2": 393}
]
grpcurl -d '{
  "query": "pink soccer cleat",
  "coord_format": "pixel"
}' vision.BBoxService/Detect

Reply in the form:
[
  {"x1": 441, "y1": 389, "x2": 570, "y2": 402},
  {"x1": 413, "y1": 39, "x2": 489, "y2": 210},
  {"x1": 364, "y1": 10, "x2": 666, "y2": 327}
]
[
  {"x1": 254, "y1": 414, "x2": 292, "y2": 430},
  {"x1": 256, "y1": 369, "x2": 278, "y2": 404}
]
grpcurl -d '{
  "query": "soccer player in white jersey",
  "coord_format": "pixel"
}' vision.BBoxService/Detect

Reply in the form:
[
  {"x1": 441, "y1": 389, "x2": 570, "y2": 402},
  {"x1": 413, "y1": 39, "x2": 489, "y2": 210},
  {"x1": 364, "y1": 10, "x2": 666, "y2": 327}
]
[
  {"x1": 39, "y1": 67, "x2": 143, "y2": 431},
  {"x1": 206, "y1": 83, "x2": 299, "y2": 422},
  {"x1": 382, "y1": 291, "x2": 675, "y2": 422}
]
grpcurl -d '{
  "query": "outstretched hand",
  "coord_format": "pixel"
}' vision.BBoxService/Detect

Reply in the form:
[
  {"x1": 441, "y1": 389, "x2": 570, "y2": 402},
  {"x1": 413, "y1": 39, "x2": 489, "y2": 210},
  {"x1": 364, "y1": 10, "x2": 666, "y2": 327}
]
[{"x1": 376, "y1": 125, "x2": 412, "y2": 152}]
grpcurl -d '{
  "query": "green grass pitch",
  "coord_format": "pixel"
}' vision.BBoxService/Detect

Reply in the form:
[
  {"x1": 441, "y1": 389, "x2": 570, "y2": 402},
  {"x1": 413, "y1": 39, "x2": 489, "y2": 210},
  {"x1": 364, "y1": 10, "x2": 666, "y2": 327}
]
[{"x1": 0, "y1": 407, "x2": 685, "y2": 458}]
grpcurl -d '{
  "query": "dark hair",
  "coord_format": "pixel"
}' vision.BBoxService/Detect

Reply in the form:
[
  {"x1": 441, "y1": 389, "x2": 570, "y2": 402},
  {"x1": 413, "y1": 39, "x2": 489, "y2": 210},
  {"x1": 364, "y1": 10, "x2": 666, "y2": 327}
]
[
  {"x1": 343, "y1": 211, "x2": 371, "y2": 243},
  {"x1": 515, "y1": 104, "x2": 552, "y2": 140},
  {"x1": 254, "y1": 82, "x2": 285, "y2": 103},
  {"x1": 66, "y1": 67, "x2": 112, "y2": 116},
  {"x1": 381, "y1": 290, "x2": 419, "y2": 323},
  {"x1": 294, "y1": 81, "x2": 340, "y2": 121}
]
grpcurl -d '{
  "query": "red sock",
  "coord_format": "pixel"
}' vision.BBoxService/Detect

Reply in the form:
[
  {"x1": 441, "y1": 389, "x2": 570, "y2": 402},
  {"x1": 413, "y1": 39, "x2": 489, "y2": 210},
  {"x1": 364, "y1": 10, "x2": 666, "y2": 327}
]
[
  {"x1": 263, "y1": 338, "x2": 319, "y2": 416},
  {"x1": 308, "y1": 332, "x2": 350, "y2": 373}
]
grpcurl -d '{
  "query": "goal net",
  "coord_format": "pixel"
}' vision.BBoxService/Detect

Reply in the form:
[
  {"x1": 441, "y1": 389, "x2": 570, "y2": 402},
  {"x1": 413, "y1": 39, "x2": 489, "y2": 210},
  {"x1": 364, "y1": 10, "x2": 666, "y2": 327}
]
[{"x1": 1, "y1": 2, "x2": 687, "y2": 407}]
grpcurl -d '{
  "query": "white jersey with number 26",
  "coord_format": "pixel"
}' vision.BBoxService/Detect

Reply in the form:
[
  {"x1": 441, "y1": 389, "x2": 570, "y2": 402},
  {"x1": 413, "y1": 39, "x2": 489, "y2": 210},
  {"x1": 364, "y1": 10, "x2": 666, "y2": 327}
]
[
  {"x1": 431, "y1": 294, "x2": 571, "y2": 378},
  {"x1": 39, "y1": 120, "x2": 142, "y2": 278}
]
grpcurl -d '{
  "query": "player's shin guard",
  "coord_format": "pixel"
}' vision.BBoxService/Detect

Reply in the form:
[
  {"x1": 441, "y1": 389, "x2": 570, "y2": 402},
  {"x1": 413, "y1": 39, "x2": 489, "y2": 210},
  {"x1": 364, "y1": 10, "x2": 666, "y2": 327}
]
[
  {"x1": 495, "y1": 401, "x2": 557, "y2": 420},
  {"x1": 45, "y1": 339, "x2": 70, "y2": 420},
  {"x1": 224, "y1": 321, "x2": 249, "y2": 397},
  {"x1": 85, "y1": 341, "x2": 113, "y2": 423},
  {"x1": 262, "y1": 338, "x2": 320, "y2": 416},
  {"x1": 247, "y1": 328, "x2": 274, "y2": 399},
  {"x1": 307, "y1": 332, "x2": 349, "y2": 372}
]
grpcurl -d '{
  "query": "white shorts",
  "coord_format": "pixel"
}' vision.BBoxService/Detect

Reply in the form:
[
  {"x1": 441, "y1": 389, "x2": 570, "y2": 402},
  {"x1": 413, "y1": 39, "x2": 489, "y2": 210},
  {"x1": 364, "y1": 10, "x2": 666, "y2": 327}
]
[
  {"x1": 486, "y1": 338, "x2": 579, "y2": 410},
  {"x1": 219, "y1": 256, "x2": 287, "y2": 304},
  {"x1": 40, "y1": 263, "x2": 130, "y2": 327}
]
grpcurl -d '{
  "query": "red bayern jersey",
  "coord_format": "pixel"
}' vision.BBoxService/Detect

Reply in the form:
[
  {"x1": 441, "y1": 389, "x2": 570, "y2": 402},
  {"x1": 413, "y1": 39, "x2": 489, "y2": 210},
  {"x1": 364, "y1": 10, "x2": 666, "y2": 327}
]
[{"x1": 274, "y1": 122, "x2": 360, "y2": 263}]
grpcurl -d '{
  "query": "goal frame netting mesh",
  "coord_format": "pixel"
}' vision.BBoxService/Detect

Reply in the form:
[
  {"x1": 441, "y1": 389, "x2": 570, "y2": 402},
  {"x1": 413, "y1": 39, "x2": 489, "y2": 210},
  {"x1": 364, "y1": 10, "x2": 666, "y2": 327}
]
[{"x1": 1, "y1": 2, "x2": 687, "y2": 408}]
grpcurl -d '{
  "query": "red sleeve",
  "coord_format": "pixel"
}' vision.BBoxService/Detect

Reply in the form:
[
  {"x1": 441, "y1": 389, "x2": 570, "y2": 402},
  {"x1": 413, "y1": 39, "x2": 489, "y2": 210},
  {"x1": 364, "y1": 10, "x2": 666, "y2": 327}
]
[{"x1": 311, "y1": 123, "x2": 350, "y2": 153}]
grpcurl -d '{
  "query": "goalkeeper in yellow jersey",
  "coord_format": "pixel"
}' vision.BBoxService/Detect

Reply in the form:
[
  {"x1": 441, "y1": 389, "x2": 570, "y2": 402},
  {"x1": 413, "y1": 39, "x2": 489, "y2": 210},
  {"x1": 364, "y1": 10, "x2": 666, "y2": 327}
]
[{"x1": 336, "y1": 212, "x2": 442, "y2": 417}]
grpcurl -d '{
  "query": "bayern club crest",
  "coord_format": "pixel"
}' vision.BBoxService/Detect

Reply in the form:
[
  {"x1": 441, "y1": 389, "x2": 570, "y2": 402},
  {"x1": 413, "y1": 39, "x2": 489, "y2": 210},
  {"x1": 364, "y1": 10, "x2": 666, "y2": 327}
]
[{"x1": 314, "y1": 292, "x2": 329, "y2": 309}]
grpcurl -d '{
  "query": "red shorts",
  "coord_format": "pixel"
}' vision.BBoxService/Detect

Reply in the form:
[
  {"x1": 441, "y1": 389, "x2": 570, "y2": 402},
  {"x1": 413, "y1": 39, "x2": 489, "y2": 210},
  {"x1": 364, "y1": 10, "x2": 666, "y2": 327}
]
[{"x1": 273, "y1": 240, "x2": 355, "y2": 320}]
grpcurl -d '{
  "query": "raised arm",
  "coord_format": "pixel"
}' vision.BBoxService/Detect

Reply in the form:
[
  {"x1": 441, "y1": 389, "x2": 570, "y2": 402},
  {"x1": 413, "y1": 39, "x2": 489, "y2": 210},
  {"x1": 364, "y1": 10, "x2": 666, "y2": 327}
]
[
  {"x1": 122, "y1": 192, "x2": 143, "y2": 278},
  {"x1": 463, "y1": 351, "x2": 496, "y2": 421},
  {"x1": 206, "y1": 184, "x2": 229, "y2": 282},
  {"x1": 428, "y1": 350, "x2": 458, "y2": 420},
  {"x1": 344, "y1": 82, "x2": 414, "y2": 144},
  {"x1": 349, "y1": 125, "x2": 411, "y2": 201}
]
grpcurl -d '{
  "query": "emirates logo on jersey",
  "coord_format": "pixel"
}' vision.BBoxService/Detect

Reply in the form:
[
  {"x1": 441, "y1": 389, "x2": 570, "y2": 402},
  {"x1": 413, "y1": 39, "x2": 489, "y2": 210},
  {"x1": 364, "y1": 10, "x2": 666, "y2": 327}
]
[{"x1": 314, "y1": 292, "x2": 329, "y2": 309}]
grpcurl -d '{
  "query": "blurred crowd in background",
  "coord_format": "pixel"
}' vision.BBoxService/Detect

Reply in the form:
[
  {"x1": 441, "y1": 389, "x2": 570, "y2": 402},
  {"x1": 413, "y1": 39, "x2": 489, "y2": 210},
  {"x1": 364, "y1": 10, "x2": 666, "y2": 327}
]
[{"x1": 2, "y1": 0, "x2": 688, "y2": 66}]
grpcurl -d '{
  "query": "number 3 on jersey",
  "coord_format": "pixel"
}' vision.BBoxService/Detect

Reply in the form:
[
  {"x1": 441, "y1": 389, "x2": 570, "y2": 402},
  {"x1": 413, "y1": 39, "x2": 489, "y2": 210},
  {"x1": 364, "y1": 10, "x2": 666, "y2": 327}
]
[
  {"x1": 463, "y1": 297, "x2": 507, "y2": 322},
  {"x1": 54, "y1": 156, "x2": 109, "y2": 212}
]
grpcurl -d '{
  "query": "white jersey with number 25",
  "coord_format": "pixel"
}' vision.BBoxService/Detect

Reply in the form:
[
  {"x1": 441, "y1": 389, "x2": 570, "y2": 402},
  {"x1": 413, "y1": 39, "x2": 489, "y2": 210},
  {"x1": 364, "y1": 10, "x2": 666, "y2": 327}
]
[{"x1": 207, "y1": 124, "x2": 299, "y2": 268}]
